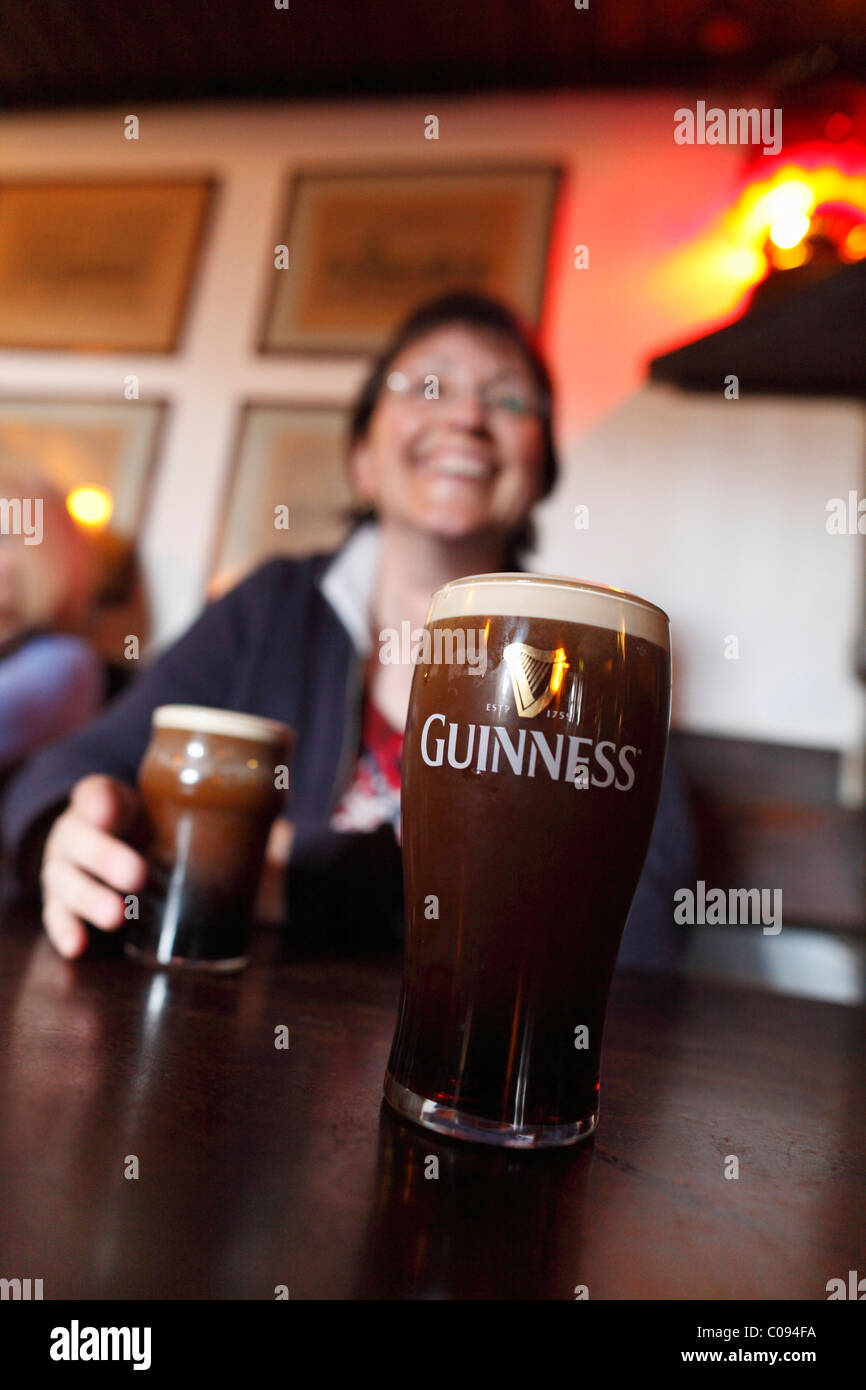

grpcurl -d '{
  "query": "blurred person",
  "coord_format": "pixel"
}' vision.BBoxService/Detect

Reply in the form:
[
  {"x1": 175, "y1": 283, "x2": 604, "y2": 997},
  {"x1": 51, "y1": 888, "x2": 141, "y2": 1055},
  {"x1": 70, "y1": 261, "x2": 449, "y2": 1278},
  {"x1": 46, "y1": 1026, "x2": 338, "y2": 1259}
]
[
  {"x1": 0, "y1": 471, "x2": 104, "y2": 786},
  {"x1": 1, "y1": 292, "x2": 694, "y2": 967}
]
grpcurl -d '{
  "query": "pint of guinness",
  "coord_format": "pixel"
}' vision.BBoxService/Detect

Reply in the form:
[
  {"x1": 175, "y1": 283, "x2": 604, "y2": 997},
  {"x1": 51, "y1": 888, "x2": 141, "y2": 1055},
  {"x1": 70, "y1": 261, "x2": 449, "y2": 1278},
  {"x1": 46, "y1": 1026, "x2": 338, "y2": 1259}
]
[
  {"x1": 126, "y1": 705, "x2": 293, "y2": 972},
  {"x1": 383, "y1": 573, "x2": 671, "y2": 1148}
]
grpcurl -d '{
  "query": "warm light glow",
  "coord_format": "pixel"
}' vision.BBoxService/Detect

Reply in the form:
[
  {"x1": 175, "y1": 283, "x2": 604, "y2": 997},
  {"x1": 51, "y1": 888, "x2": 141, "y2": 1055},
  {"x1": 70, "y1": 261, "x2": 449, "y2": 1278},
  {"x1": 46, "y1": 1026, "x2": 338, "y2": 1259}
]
[
  {"x1": 549, "y1": 648, "x2": 567, "y2": 695},
  {"x1": 769, "y1": 211, "x2": 810, "y2": 249},
  {"x1": 652, "y1": 161, "x2": 866, "y2": 324},
  {"x1": 732, "y1": 169, "x2": 866, "y2": 262},
  {"x1": 67, "y1": 484, "x2": 113, "y2": 528},
  {"x1": 772, "y1": 241, "x2": 811, "y2": 270},
  {"x1": 748, "y1": 180, "x2": 814, "y2": 237},
  {"x1": 843, "y1": 224, "x2": 866, "y2": 261},
  {"x1": 720, "y1": 246, "x2": 767, "y2": 280}
]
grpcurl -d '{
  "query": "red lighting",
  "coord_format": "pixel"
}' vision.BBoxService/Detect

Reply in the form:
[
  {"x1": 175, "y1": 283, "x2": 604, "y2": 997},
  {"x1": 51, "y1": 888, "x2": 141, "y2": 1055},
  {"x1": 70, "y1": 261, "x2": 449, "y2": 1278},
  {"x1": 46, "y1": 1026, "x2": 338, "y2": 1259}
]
[{"x1": 824, "y1": 112, "x2": 853, "y2": 142}]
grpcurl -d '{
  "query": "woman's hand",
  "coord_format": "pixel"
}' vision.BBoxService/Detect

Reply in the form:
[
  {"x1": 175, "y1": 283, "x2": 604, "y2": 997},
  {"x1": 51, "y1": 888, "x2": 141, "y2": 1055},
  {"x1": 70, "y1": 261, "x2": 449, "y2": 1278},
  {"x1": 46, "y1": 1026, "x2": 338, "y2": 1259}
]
[{"x1": 40, "y1": 774, "x2": 149, "y2": 959}]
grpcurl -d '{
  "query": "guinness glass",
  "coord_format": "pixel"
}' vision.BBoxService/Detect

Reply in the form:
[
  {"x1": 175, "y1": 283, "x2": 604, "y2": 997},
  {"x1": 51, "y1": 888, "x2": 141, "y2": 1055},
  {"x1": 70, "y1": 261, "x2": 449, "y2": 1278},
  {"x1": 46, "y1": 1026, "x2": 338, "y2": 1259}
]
[
  {"x1": 126, "y1": 706, "x2": 293, "y2": 972},
  {"x1": 383, "y1": 573, "x2": 671, "y2": 1147}
]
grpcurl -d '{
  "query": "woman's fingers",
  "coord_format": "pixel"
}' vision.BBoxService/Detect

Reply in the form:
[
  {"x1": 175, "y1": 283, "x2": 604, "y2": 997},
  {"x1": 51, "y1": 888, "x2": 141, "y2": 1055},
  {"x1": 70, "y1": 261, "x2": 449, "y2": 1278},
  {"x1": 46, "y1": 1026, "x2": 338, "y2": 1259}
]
[
  {"x1": 42, "y1": 897, "x2": 90, "y2": 960},
  {"x1": 50, "y1": 813, "x2": 147, "y2": 896},
  {"x1": 40, "y1": 775, "x2": 149, "y2": 958},
  {"x1": 42, "y1": 857, "x2": 128, "y2": 933},
  {"x1": 70, "y1": 774, "x2": 142, "y2": 838}
]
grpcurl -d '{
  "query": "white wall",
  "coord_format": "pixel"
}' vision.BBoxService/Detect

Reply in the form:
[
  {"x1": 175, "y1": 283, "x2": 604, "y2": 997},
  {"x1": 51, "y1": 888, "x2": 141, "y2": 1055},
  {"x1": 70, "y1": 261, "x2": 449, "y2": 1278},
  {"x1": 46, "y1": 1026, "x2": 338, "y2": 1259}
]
[
  {"x1": 0, "y1": 92, "x2": 862, "y2": 753},
  {"x1": 537, "y1": 386, "x2": 865, "y2": 750}
]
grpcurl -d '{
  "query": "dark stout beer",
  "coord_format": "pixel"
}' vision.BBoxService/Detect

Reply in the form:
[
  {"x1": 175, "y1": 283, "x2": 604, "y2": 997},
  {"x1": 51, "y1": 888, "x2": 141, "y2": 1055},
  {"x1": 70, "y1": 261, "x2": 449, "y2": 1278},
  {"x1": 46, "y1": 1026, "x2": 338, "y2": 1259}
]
[
  {"x1": 126, "y1": 706, "x2": 292, "y2": 972},
  {"x1": 384, "y1": 573, "x2": 671, "y2": 1147}
]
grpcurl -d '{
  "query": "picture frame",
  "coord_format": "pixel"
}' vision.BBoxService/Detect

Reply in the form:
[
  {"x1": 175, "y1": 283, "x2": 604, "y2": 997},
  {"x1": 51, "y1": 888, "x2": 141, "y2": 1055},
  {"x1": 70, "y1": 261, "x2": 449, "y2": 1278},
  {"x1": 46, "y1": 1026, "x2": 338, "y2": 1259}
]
[
  {"x1": 259, "y1": 164, "x2": 560, "y2": 354},
  {"x1": 0, "y1": 179, "x2": 214, "y2": 352},
  {"x1": 209, "y1": 401, "x2": 355, "y2": 594},
  {"x1": 0, "y1": 397, "x2": 167, "y2": 536}
]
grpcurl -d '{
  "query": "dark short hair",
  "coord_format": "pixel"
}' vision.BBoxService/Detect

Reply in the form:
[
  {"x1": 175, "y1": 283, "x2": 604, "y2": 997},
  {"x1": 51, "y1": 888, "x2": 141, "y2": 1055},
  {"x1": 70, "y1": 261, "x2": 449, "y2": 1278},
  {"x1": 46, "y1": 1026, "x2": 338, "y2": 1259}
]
[{"x1": 345, "y1": 289, "x2": 558, "y2": 564}]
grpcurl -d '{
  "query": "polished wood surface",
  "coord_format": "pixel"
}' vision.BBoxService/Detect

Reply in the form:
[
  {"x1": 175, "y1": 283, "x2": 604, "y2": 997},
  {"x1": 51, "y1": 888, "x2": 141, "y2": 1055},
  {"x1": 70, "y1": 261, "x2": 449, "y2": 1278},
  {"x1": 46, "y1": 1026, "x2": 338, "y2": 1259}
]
[{"x1": 0, "y1": 900, "x2": 862, "y2": 1300}]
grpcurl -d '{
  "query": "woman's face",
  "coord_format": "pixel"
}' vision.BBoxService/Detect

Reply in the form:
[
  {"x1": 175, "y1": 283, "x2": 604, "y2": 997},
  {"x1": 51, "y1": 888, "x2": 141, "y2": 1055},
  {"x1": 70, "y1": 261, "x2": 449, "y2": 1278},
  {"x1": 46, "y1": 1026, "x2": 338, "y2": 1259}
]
[{"x1": 350, "y1": 324, "x2": 549, "y2": 543}]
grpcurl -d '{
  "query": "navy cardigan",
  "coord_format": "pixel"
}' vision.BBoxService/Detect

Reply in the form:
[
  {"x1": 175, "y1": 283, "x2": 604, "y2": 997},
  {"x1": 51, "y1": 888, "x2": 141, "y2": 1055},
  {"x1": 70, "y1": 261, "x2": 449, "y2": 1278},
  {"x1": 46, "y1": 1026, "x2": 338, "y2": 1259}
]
[{"x1": 1, "y1": 550, "x2": 695, "y2": 967}]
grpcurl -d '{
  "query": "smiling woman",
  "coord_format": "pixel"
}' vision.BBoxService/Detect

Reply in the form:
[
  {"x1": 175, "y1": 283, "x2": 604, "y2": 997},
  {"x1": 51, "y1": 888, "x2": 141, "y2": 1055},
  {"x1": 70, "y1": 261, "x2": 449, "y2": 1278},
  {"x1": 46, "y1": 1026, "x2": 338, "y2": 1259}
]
[
  {"x1": 356, "y1": 331, "x2": 544, "y2": 539},
  {"x1": 343, "y1": 292, "x2": 558, "y2": 733},
  {"x1": 2, "y1": 290, "x2": 694, "y2": 975},
  {"x1": 346, "y1": 290, "x2": 558, "y2": 563}
]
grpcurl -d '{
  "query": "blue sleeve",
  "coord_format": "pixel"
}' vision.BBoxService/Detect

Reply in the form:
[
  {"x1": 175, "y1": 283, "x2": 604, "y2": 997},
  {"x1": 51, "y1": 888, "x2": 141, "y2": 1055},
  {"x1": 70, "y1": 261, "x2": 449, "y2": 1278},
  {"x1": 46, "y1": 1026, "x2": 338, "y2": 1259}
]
[
  {"x1": 0, "y1": 571, "x2": 262, "y2": 869},
  {"x1": 0, "y1": 636, "x2": 105, "y2": 763},
  {"x1": 616, "y1": 745, "x2": 695, "y2": 973}
]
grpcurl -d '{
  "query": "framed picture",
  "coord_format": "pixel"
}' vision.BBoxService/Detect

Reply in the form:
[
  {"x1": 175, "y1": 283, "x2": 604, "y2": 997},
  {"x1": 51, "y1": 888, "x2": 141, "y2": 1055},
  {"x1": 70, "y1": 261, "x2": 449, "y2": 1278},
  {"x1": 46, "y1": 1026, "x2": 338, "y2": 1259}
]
[
  {"x1": 210, "y1": 402, "x2": 354, "y2": 594},
  {"x1": 260, "y1": 165, "x2": 560, "y2": 354},
  {"x1": 0, "y1": 179, "x2": 214, "y2": 352},
  {"x1": 0, "y1": 398, "x2": 166, "y2": 536}
]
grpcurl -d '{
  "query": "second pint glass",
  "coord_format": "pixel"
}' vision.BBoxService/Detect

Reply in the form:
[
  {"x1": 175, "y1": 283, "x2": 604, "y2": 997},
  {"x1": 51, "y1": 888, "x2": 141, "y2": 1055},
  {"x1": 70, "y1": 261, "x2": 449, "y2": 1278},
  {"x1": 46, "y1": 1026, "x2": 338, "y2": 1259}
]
[
  {"x1": 384, "y1": 573, "x2": 671, "y2": 1148},
  {"x1": 126, "y1": 705, "x2": 293, "y2": 972}
]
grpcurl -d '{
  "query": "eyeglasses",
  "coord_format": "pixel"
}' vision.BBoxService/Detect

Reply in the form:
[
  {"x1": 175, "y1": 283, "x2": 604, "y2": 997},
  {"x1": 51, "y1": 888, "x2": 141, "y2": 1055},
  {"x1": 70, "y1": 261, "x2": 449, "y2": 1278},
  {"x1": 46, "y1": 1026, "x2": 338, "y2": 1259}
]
[{"x1": 385, "y1": 371, "x2": 549, "y2": 419}]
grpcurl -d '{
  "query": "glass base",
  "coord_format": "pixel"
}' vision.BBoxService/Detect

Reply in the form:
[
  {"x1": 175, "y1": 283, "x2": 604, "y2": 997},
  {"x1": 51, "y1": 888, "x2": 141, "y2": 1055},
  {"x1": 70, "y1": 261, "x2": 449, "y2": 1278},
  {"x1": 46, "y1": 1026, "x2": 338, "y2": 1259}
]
[
  {"x1": 124, "y1": 941, "x2": 248, "y2": 974},
  {"x1": 383, "y1": 1071, "x2": 598, "y2": 1149}
]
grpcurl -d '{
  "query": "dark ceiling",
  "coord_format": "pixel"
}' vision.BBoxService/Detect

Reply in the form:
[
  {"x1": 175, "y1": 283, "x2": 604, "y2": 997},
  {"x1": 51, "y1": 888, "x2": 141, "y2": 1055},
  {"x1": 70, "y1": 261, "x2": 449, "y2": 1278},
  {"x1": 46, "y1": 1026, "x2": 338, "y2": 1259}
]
[{"x1": 2, "y1": 1, "x2": 866, "y2": 110}]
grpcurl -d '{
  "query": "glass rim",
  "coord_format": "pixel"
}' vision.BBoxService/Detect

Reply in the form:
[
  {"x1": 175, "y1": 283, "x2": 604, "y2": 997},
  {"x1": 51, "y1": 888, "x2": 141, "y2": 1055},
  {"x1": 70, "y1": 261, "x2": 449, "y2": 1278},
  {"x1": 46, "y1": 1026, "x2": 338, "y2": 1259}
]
[
  {"x1": 431, "y1": 571, "x2": 670, "y2": 625},
  {"x1": 151, "y1": 704, "x2": 293, "y2": 744}
]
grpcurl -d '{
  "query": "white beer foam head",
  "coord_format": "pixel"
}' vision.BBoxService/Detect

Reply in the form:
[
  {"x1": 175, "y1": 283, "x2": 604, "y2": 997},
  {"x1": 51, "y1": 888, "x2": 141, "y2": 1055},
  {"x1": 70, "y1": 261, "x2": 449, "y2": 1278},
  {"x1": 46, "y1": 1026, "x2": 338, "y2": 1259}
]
[
  {"x1": 153, "y1": 705, "x2": 294, "y2": 744},
  {"x1": 428, "y1": 573, "x2": 670, "y2": 650}
]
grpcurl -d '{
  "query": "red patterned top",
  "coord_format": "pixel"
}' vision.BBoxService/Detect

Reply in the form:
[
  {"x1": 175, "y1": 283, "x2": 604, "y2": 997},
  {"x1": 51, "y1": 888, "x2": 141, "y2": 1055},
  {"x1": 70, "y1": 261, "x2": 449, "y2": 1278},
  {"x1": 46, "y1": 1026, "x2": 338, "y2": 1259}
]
[{"x1": 329, "y1": 695, "x2": 403, "y2": 842}]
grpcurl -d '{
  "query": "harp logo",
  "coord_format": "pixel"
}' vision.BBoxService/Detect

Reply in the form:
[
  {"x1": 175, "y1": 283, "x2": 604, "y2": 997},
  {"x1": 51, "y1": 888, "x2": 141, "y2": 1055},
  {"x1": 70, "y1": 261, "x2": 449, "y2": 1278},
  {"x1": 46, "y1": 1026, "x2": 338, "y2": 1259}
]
[{"x1": 503, "y1": 643, "x2": 569, "y2": 718}]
